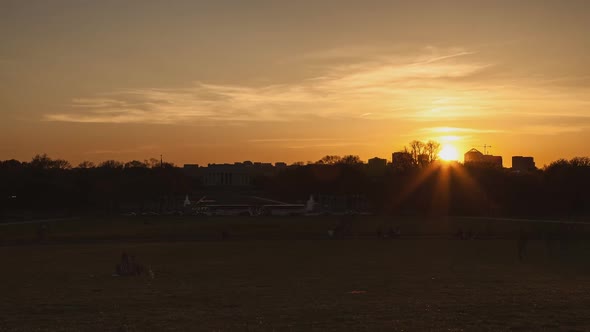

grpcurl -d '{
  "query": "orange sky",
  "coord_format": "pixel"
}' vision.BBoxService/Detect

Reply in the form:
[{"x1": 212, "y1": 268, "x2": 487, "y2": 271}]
[{"x1": 1, "y1": 1, "x2": 589, "y2": 167}]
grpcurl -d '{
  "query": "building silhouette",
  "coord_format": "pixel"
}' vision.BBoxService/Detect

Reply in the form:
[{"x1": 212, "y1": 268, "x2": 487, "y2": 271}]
[
  {"x1": 368, "y1": 157, "x2": 387, "y2": 168},
  {"x1": 367, "y1": 157, "x2": 387, "y2": 176},
  {"x1": 464, "y1": 148, "x2": 503, "y2": 168},
  {"x1": 512, "y1": 156, "x2": 535, "y2": 172},
  {"x1": 183, "y1": 161, "x2": 284, "y2": 186}
]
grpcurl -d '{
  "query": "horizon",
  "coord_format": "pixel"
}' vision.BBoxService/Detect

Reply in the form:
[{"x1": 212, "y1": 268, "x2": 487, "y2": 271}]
[
  {"x1": 1, "y1": 1, "x2": 589, "y2": 168},
  {"x1": 1, "y1": 146, "x2": 565, "y2": 169}
]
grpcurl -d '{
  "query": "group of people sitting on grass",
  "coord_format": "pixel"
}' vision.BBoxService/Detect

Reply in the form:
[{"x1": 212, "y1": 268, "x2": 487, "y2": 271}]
[
  {"x1": 115, "y1": 252, "x2": 145, "y2": 276},
  {"x1": 455, "y1": 229, "x2": 477, "y2": 240},
  {"x1": 376, "y1": 227, "x2": 401, "y2": 239}
]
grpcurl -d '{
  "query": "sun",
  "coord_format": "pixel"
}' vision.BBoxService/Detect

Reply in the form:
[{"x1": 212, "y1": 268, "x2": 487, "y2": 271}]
[{"x1": 439, "y1": 145, "x2": 459, "y2": 161}]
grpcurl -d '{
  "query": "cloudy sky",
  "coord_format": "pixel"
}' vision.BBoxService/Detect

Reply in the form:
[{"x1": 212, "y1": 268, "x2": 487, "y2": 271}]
[{"x1": 1, "y1": 0, "x2": 589, "y2": 166}]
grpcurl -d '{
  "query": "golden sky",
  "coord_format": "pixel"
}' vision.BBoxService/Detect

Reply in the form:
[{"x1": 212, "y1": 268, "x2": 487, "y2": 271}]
[{"x1": 1, "y1": 1, "x2": 589, "y2": 167}]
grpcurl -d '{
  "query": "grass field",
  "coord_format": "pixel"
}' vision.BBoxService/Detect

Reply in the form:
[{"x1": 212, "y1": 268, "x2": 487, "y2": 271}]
[{"x1": 1, "y1": 216, "x2": 590, "y2": 331}]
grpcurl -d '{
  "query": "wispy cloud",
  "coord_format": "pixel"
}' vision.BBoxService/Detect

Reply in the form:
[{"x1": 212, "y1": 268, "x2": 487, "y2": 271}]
[
  {"x1": 519, "y1": 125, "x2": 590, "y2": 136},
  {"x1": 425, "y1": 127, "x2": 504, "y2": 134},
  {"x1": 285, "y1": 141, "x2": 372, "y2": 149},
  {"x1": 84, "y1": 145, "x2": 159, "y2": 155},
  {"x1": 44, "y1": 46, "x2": 590, "y2": 126},
  {"x1": 248, "y1": 138, "x2": 340, "y2": 143},
  {"x1": 247, "y1": 137, "x2": 368, "y2": 150},
  {"x1": 44, "y1": 48, "x2": 495, "y2": 124}
]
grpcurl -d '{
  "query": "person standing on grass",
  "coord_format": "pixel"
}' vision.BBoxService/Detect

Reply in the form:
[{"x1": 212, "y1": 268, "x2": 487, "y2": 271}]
[
  {"x1": 37, "y1": 223, "x2": 48, "y2": 242},
  {"x1": 518, "y1": 228, "x2": 528, "y2": 262}
]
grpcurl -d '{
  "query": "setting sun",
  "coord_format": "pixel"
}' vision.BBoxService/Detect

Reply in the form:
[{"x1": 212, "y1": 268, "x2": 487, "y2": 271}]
[{"x1": 439, "y1": 145, "x2": 459, "y2": 161}]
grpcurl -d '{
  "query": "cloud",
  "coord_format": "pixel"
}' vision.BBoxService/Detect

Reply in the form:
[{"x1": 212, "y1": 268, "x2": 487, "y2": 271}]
[
  {"x1": 247, "y1": 138, "x2": 340, "y2": 143},
  {"x1": 519, "y1": 125, "x2": 590, "y2": 136},
  {"x1": 43, "y1": 48, "x2": 495, "y2": 124},
  {"x1": 246, "y1": 137, "x2": 369, "y2": 150},
  {"x1": 84, "y1": 145, "x2": 159, "y2": 155},
  {"x1": 285, "y1": 141, "x2": 372, "y2": 149},
  {"x1": 425, "y1": 127, "x2": 504, "y2": 134},
  {"x1": 44, "y1": 46, "x2": 590, "y2": 126}
]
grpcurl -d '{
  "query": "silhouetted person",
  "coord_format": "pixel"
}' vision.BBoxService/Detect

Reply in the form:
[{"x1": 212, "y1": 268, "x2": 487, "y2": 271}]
[
  {"x1": 37, "y1": 223, "x2": 48, "y2": 242},
  {"x1": 545, "y1": 230, "x2": 555, "y2": 256},
  {"x1": 116, "y1": 252, "x2": 131, "y2": 275},
  {"x1": 518, "y1": 228, "x2": 528, "y2": 262},
  {"x1": 387, "y1": 227, "x2": 395, "y2": 239},
  {"x1": 455, "y1": 229, "x2": 464, "y2": 240},
  {"x1": 129, "y1": 255, "x2": 144, "y2": 275},
  {"x1": 327, "y1": 229, "x2": 335, "y2": 238},
  {"x1": 116, "y1": 252, "x2": 145, "y2": 276}
]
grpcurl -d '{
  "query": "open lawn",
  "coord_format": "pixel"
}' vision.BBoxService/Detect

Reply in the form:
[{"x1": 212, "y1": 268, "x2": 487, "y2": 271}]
[{"x1": 1, "y1": 217, "x2": 590, "y2": 331}]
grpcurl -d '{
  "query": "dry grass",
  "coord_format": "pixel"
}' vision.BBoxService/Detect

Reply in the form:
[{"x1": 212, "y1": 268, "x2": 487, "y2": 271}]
[{"x1": 1, "y1": 217, "x2": 589, "y2": 331}]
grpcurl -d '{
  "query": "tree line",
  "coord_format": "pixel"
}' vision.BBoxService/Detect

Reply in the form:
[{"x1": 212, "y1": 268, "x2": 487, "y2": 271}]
[{"x1": 1, "y1": 149, "x2": 589, "y2": 220}]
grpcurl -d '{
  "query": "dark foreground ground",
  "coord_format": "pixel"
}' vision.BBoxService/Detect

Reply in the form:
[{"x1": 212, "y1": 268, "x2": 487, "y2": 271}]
[{"x1": 1, "y1": 217, "x2": 590, "y2": 331}]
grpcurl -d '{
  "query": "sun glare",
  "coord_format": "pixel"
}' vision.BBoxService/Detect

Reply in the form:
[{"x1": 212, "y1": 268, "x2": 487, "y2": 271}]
[{"x1": 439, "y1": 145, "x2": 459, "y2": 161}]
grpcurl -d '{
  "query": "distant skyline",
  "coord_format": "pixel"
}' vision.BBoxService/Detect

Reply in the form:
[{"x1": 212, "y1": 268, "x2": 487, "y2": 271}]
[{"x1": 1, "y1": 1, "x2": 589, "y2": 167}]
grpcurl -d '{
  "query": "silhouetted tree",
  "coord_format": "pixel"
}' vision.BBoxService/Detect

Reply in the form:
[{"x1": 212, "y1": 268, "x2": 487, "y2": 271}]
[
  {"x1": 30, "y1": 154, "x2": 72, "y2": 170},
  {"x1": 99, "y1": 160, "x2": 124, "y2": 169},
  {"x1": 425, "y1": 140, "x2": 441, "y2": 163},
  {"x1": 317, "y1": 155, "x2": 342, "y2": 165},
  {"x1": 2, "y1": 151, "x2": 590, "y2": 220},
  {"x1": 77, "y1": 161, "x2": 96, "y2": 169},
  {"x1": 125, "y1": 160, "x2": 148, "y2": 168},
  {"x1": 403, "y1": 140, "x2": 440, "y2": 167},
  {"x1": 339, "y1": 155, "x2": 363, "y2": 165},
  {"x1": 145, "y1": 158, "x2": 161, "y2": 168}
]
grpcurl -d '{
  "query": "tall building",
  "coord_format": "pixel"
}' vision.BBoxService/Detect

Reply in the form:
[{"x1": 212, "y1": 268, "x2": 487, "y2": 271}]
[
  {"x1": 367, "y1": 157, "x2": 387, "y2": 176},
  {"x1": 512, "y1": 156, "x2": 535, "y2": 172},
  {"x1": 203, "y1": 163, "x2": 251, "y2": 186},
  {"x1": 464, "y1": 148, "x2": 503, "y2": 168},
  {"x1": 368, "y1": 157, "x2": 387, "y2": 168}
]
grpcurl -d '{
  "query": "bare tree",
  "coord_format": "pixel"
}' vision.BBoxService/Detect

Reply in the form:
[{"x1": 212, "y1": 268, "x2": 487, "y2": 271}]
[
  {"x1": 125, "y1": 160, "x2": 148, "y2": 168},
  {"x1": 408, "y1": 141, "x2": 425, "y2": 166},
  {"x1": 145, "y1": 158, "x2": 161, "y2": 168},
  {"x1": 99, "y1": 160, "x2": 124, "y2": 169},
  {"x1": 30, "y1": 154, "x2": 72, "y2": 170},
  {"x1": 404, "y1": 140, "x2": 441, "y2": 167},
  {"x1": 52, "y1": 158, "x2": 72, "y2": 170},
  {"x1": 317, "y1": 155, "x2": 342, "y2": 165},
  {"x1": 339, "y1": 155, "x2": 363, "y2": 165},
  {"x1": 425, "y1": 140, "x2": 441, "y2": 163},
  {"x1": 77, "y1": 161, "x2": 96, "y2": 169}
]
